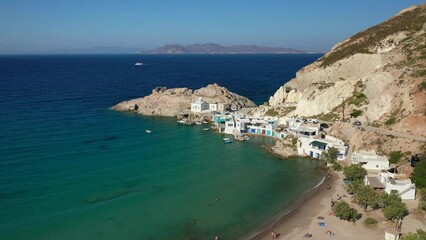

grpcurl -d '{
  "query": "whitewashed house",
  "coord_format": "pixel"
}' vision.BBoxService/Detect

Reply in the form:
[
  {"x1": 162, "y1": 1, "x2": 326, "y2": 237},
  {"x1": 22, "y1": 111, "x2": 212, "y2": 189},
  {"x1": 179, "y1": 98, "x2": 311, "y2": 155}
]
[
  {"x1": 191, "y1": 98, "x2": 209, "y2": 112},
  {"x1": 209, "y1": 102, "x2": 218, "y2": 111},
  {"x1": 217, "y1": 103, "x2": 229, "y2": 112},
  {"x1": 293, "y1": 125, "x2": 319, "y2": 138},
  {"x1": 365, "y1": 171, "x2": 416, "y2": 200},
  {"x1": 297, "y1": 135, "x2": 348, "y2": 160},
  {"x1": 352, "y1": 150, "x2": 390, "y2": 171}
]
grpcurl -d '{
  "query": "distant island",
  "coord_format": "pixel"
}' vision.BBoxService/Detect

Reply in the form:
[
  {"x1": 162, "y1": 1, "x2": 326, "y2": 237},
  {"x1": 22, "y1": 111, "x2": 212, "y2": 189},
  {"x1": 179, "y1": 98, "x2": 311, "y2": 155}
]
[
  {"x1": 47, "y1": 44, "x2": 317, "y2": 55},
  {"x1": 142, "y1": 43, "x2": 316, "y2": 54}
]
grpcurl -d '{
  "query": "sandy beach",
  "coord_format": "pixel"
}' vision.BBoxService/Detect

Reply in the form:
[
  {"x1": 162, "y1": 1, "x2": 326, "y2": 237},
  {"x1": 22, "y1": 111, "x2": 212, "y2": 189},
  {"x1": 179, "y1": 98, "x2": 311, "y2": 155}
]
[
  {"x1": 247, "y1": 170, "x2": 425, "y2": 240},
  {"x1": 252, "y1": 172, "x2": 381, "y2": 240}
]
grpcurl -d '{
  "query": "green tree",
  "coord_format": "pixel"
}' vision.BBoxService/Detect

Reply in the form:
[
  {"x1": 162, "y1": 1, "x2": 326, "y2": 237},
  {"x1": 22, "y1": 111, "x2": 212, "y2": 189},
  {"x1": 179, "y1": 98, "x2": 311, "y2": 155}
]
[
  {"x1": 389, "y1": 151, "x2": 403, "y2": 164},
  {"x1": 350, "y1": 109, "x2": 363, "y2": 118},
  {"x1": 320, "y1": 147, "x2": 339, "y2": 164},
  {"x1": 401, "y1": 229, "x2": 426, "y2": 240},
  {"x1": 364, "y1": 217, "x2": 378, "y2": 225},
  {"x1": 333, "y1": 200, "x2": 361, "y2": 222},
  {"x1": 419, "y1": 188, "x2": 426, "y2": 211},
  {"x1": 412, "y1": 154, "x2": 426, "y2": 188},
  {"x1": 343, "y1": 164, "x2": 367, "y2": 181},
  {"x1": 356, "y1": 185, "x2": 380, "y2": 211},
  {"x1": 347, "y1": 181, "x2": 379, "y2": 211},
  {"x1": 380, "y1": 192, "x2": 409, "y2": 220}
]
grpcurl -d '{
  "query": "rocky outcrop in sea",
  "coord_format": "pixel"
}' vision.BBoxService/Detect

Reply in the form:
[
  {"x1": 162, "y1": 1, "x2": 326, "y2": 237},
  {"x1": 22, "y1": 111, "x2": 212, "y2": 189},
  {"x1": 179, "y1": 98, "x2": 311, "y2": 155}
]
[{"x1": 112, "y1": 83, "x2": 257, "y2": 117}]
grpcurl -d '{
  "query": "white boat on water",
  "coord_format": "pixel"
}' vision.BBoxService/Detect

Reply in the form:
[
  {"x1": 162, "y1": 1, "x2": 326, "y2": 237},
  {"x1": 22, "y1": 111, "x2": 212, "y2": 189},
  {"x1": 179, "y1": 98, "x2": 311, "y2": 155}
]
[
  {"x1": 223, "y1": 138, "x2": 232, "y2": 143},
  {"x1": 146, "y1": 130, "x2": 152, "y2": 133},
  {"x1": 135, "y1": 62, "x2": 143, "y2": 66},
  {"x1": 195, "y1": 122, "x2": 202, "y2": 125},
  {"x1": 203, "y1": 128, "x2": 210, "y2": 131}
]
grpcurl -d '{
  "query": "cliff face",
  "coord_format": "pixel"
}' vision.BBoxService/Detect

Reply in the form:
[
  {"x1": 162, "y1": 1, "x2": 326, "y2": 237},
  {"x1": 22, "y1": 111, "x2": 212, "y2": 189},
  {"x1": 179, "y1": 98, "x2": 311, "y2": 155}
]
[
  {"x1": 112, "y1": 84, "x2": 256, "y2": 117},
  {"x1": 269, "y1": 5, "x2": 426, "y2": 135}
]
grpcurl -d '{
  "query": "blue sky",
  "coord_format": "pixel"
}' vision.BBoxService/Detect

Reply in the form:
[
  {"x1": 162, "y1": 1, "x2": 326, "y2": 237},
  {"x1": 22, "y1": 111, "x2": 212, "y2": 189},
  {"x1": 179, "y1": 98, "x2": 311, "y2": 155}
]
[{"x1": 0, "y1": 0, "x2": 424, "y2": 54}]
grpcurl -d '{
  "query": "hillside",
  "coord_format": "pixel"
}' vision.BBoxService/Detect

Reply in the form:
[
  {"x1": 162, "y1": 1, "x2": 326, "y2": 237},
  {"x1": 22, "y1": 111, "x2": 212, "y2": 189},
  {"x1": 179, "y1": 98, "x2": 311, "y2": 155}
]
[
  {"x1": 267, "y1": 4, "x2": 426, "y2": 137},
  {"x1": 146, "y1": 43, "x2": 309, "y2": 54}
]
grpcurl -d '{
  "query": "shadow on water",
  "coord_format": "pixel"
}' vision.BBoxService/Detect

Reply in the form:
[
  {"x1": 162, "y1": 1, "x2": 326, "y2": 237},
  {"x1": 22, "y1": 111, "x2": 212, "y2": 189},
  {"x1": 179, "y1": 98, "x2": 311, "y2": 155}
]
[
  {"x1": 81, "y1": 135, "x2": 120, "y2": 144},
  {"x1": 83, "y1": 177, "x2": 160, "y2": 205}
]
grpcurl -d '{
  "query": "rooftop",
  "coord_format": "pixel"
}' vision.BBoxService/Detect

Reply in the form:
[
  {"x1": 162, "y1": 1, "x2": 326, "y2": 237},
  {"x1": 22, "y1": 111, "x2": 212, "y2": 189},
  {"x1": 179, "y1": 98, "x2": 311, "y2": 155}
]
[{"x1": 352, "y1": 151, "x2": 389, "y2": 163}]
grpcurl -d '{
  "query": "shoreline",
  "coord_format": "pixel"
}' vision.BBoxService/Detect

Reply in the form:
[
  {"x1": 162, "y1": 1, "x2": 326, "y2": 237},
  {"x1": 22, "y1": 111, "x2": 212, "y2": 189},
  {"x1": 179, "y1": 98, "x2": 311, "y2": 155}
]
[{"x1": 241, "y1": 174, "x2": 333, "y2": 240}]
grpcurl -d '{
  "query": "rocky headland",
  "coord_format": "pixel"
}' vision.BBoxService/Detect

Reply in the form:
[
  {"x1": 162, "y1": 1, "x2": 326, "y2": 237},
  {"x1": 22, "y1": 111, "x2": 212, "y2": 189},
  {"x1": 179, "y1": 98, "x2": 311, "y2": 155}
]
[
  {"x1": 112, "y1": 83, "x2": 256, "y2": 117},
  {"x1": 262, "y1": 4, "x2": 426, "y2": 156}
]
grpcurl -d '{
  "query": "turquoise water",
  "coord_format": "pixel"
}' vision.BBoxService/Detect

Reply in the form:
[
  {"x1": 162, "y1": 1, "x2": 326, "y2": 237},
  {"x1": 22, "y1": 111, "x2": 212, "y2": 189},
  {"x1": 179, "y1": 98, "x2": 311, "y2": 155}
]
[{"x1": 0, "y1": 55, "x2": 323, "y2": 240}]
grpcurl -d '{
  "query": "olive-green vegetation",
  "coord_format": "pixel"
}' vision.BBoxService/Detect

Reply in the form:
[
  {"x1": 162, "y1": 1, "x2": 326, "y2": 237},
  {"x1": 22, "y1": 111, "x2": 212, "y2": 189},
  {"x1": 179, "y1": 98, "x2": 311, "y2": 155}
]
[
  {"x1": 343, "y1": 164, "x2": 367, "y2": 181},
  {"x1": 333, "y1": 200, "x2": 361, "y2": 222},
  {"x1": 389, "y1": 151, "x2": 403, "y2": 164},
  {"x1": 349, "y1": 93, "x2": 368, "y2": 106},
  {"x1": 350, "y1": 109, "x2": 363, "y2": 118},
  {"x1": 412, "y1": 153, "x2": 426, "y2": 188},
  {"x1": 265, "y1": 109, "x2": 278, "y2": 117},
  {"x1": 291, "y1": 138, "x2": 297, "y2": 146},
  {"x1": 421, "y1": 81, "x2": 426, "y2": 90},
  {"x1": 346, "y1": 181, "x2": 409, "y2": 220},
  {"x1": 320, "y1": 147, "x2": 339, "y2": 163},
  {"x1": 385, "y1": 117, "x2": 396, "y2": 125},
  {"x1": 416, "y1": 70, "x2": 426, "y2": 77},
  {"x1": 313, "y1": 81, "x2": 336, "y2": 90},
  {"x1": 347, "y1": 181, "x2": 380, "y2": 210},
  {"x1": 419, "y1": 188, "x2": 426, "y2": 211},
  {"x1": 401, "y1": 229, "x2": 426, "y2": 240},
  {"x1": 279, "y1": 106, "x2": 296, "y2": 116},
  {"x1": 320, "y1": 147, "x2": 343, "y2": 171},
  {"x1": 380, "y1": 192, "x2": 409, "y2": 220},
  {"x1": 319, "y1": 5, "x2": 426, "y2": 67},
  {"x1": 364, "y1": 217, "x2": 378, "y2": 225}
]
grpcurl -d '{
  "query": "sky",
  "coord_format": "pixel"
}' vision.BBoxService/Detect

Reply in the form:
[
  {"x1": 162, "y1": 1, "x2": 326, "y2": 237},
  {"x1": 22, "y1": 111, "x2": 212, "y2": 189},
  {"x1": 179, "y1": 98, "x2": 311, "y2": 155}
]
[{"x1": 0, "y1": 0, "x2": 424, "y2": 54}]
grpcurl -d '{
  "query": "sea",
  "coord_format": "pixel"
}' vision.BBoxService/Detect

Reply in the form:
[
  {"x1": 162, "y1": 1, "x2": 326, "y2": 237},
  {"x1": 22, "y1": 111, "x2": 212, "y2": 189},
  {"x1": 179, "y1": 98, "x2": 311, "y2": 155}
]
[{"x1": 0, "y1": 54, "x2": 324, "y2": 240}]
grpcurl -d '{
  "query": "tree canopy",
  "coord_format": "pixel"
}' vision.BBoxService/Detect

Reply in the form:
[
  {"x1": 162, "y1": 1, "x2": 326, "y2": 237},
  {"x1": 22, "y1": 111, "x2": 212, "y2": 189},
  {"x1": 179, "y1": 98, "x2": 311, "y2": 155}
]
[
  {"x1": 333, "y1": 200, "x2": 361, "y2": 222},
  {"x1": 343, "y1": 164, "x2": 367, "y2": 181},
  {"x1": 411, "y1": 153, "x2": 426, "y2": 188},
  {"x1": 380, "y1": 192, "x2": 409, "y2": 220},
  {"x1": 401, "y1": 229, "x2": 426, "y2": 240}
]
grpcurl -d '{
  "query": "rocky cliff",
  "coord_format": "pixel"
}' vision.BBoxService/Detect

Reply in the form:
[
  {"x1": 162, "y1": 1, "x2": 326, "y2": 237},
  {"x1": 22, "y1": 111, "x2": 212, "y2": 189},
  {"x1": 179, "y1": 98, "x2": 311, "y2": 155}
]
[
  {"x1": 112, "y1": 84, "x2": 256, "y2": 117},
  {"x1": 268, "y1": 5, "x2": 426, "y2": 136}
]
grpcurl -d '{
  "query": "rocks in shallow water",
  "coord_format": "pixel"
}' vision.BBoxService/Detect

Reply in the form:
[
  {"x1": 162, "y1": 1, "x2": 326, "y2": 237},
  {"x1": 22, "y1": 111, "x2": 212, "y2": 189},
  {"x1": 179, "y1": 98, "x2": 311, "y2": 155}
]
[{"x1": 112, "y1": 83, "x2": 256, "y2": 117}]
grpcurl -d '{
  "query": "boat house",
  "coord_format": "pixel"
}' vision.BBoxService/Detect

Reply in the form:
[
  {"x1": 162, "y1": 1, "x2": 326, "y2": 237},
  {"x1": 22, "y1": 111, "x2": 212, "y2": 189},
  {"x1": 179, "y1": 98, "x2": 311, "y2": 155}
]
[{"x1": 191, "y1": 98, "x2": 209, "y2": 112}]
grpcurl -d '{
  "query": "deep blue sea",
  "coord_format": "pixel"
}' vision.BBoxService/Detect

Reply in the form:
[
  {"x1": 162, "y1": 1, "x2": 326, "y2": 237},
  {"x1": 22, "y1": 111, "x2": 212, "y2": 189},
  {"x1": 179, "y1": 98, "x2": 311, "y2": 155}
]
[{"x1": 0, "y1": 54, "x2": 323, "y2": 240}]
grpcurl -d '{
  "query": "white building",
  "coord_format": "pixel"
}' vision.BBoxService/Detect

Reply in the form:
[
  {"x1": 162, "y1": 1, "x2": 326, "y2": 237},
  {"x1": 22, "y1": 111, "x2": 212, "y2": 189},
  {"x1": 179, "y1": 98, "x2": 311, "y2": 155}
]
[
  {"x1": 365, "y1": 171, "x2": 416, "y2": 200},
  {"x1": 209, "y1": 102, "x2": 218, "y2": 111},
  {"x1": 297, "y1": 135, "x2": 348, "y2": 160},
  {"x1": 293, "y1": 125, "x2": 319, "y2": 138},
  {"x1": 352, "y1": 150, "x2": 390, "y2": 171},
  {"x1": 191, "y1": 98, "x2": 209, "y2": 112},
  {"x1": 218, "y1": 103, "x2": 229, "y2": 112}
]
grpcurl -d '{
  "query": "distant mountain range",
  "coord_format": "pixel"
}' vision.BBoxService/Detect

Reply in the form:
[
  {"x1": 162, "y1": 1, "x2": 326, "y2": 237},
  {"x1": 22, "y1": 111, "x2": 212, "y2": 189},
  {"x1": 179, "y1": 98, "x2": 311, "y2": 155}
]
[
  {"x1": 144, "y1": 44, "x2": 314, "y2": 54},
  {"x1": 46, "y1": 44, "x2": 316, "y2": 54}
]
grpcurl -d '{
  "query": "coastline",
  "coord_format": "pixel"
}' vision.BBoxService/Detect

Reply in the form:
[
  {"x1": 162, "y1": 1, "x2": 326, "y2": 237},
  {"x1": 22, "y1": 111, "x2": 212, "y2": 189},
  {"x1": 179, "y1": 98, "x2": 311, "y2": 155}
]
[
  {"x1": 241, "y1": 174, "x2": 332, "y2": 240},
  {"x1": 246, "y1": 171, "x2": 386, "y2": 240}
]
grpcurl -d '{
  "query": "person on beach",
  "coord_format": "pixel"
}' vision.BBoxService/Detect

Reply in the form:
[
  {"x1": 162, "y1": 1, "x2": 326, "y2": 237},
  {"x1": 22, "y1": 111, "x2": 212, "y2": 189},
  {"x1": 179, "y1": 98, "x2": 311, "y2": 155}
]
[{"x1": 271, "y1": 231, "x2": 277, "y2": 240}]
